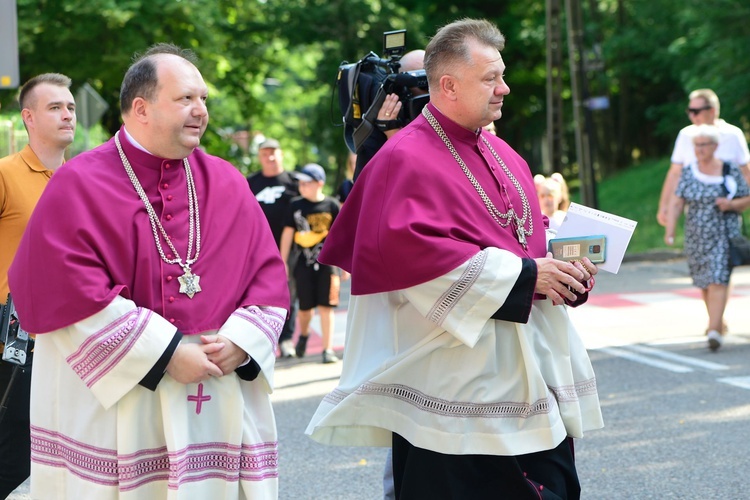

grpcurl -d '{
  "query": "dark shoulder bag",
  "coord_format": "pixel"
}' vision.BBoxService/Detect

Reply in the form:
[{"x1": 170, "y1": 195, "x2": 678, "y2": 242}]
[{"x1": 722, "y1": 163, "x2": 750, "y2": 267}]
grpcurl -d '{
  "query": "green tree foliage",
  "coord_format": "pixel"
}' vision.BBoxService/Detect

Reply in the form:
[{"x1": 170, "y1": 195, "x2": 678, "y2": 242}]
[
  {"x1": 1, "y1": 0, "x2": 748, "y2": 188},
  {"x1": 260, "y1": 0, "x2": 428, "y2": 183},
  {"x1": 669, "y1": 0, "x2": 750, "y2": 127},
  {"x1": 599, "y1": 0, "x2": 750, "y2": 166},
  {"x1": 10, "y1": 0, "x2": 226, "y2": 129}
]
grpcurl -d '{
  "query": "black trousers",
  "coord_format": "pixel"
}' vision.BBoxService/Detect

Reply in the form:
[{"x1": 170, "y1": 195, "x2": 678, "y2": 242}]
[
  {"x1": 392, "y1": 433, "x2": 580, "y2": 500},
  {"x1": 0, "y1": 361, "x2": 32, "y2": 499}
]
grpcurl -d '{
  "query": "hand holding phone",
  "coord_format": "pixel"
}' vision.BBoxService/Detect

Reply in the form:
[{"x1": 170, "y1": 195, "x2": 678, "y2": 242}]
[{"x1": 548, "y1": 235, "x2": 607, "y2": 264}]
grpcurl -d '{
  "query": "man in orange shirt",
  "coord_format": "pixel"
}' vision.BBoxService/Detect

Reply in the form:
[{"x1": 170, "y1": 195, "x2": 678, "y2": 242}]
[{"x1": 0, "y1": 73, "x2": 76, "y2": 497}]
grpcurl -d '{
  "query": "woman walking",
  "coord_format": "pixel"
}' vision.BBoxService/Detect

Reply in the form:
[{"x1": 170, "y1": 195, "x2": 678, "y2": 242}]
[{"x1": 665, "y1": 124, "x2": 750, "y2": 350}]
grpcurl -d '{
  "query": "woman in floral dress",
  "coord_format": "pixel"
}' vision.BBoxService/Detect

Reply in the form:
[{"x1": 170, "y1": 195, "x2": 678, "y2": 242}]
[{"x1": 665, "y1": 124, "x2": 750, "y2": 350}]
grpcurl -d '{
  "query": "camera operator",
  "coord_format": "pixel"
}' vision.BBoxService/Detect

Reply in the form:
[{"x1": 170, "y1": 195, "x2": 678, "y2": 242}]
[
  {"x1": 339, "y1": 45, "x2": 426, "y2": 500},
  {"x1": 353, "y1": 49, "x2": 425, "y2": 182}
]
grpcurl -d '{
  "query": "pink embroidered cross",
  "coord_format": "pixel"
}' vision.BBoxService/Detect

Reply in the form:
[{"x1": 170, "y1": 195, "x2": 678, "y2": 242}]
[{"x1": 187, "y1": 383, "x2": 211, "y2": 414}]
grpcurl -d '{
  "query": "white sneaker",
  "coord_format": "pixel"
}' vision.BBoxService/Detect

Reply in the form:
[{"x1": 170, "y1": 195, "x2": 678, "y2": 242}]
[
  {"x1": 279, "y1": 339, "x2": 296, "y2": 358},
  {"x1": 322, "y1": 349, "x2": 340, "y2": 364},
  {"x1": 707, "y1": 330, "x2": 723, "y2": 351}
]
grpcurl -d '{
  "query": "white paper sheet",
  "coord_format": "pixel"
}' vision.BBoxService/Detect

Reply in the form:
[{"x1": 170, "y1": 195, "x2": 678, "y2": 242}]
[{"x1": 553, "y1": 202, "x2": 637, "y2": 274}]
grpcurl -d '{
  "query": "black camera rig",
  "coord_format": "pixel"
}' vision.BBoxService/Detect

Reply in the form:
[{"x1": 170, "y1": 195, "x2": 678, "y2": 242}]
[
  {"x1": 0, "y1": 294, "x2": 32, "y2": 425},
  {"x1": 1, "y1": 294, "x2": 31, "y2": 367},
  {"x1": 336, "y1": 29, "x2": 429, "y2": 154}
]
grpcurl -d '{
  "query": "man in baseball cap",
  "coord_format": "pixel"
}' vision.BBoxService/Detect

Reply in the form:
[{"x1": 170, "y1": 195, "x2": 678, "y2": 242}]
[{"x1": 247, "y1": 139, "x2": 301, "y2": 358}]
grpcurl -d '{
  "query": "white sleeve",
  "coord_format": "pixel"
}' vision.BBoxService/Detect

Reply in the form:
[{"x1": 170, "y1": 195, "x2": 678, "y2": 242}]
[
  {"x1": 401, "y1": 247, "x2": 529, "y2": 348},
  {"x1": 732, "y1": 127, "x2": 750, "y2": 165},
  {"x1": 216, "y1": 305, "x2": 287, "y2": 392},
  {"x1": 51, "y1": 295, "x2": 177, "y2": 410}
]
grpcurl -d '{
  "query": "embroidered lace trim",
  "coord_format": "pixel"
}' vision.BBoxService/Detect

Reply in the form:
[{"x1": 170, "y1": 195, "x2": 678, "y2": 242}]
[
  {"x1": 428, "y1": 250, "x2": 487, "y2": 326},
  {"x1": 325, "y1": 378, "x2": 597, "y2": 418},
  {"x1": 327, "y1": 383, "x2": 550, "y2": 419}
]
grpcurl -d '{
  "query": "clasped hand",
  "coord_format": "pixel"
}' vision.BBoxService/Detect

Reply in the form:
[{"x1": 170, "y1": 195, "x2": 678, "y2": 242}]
[
  {"x1": 534, "y1": 254, "x2": 597, "y2": 306},
  {"x1": 166, "y1": 335, "x2": 248, "y2": 384}
]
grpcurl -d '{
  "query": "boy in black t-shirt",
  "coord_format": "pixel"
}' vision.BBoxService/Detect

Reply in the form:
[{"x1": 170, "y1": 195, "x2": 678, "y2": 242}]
[{"x1": 280, "y1": 163, "x2": 345, "y2": 364}]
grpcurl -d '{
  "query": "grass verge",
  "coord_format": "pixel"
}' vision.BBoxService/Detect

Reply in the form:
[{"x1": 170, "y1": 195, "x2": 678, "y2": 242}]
[{"x1": 575, "y1": 158, "x2": 684, "y2": 255}]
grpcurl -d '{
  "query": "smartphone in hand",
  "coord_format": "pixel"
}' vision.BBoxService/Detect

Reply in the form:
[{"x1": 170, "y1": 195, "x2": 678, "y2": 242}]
[{"x1": 548, "y1": 235, "x2": 606, "y2": 263}]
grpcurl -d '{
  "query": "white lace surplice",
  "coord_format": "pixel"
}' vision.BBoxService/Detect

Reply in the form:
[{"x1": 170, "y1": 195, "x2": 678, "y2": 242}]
[
  {"x1": 307, "y1": 247, "x2": 603, "y2": 456},
  {"x1": 30, "y1": 296, "x2": 284, "y2": 500}
]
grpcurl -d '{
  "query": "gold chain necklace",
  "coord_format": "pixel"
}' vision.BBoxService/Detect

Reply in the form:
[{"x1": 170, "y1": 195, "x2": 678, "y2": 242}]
[
  {"x1": 422, "y1": 107, "x2": 533, "y2": 248},
  {"x1": 115, "y1": 131, "x2": 203, "y2": 298}
]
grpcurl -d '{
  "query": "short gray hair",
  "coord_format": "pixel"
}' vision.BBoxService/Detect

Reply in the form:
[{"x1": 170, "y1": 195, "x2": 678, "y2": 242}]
[
  {"x1": 691, "y1": 124, "x2": 720, "y2": 145},
  {"x1": 424, "y1": 18, "x2": 505, "y2": 90}
]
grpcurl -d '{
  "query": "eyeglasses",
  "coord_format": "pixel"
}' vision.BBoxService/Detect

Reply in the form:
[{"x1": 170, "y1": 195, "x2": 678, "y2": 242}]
[
  {"x1": 693, "y1": 142, "x2": 716, "y2": 148},
  {"x1": 686, "y1": 106, "x2": 712, "y2": 115}
]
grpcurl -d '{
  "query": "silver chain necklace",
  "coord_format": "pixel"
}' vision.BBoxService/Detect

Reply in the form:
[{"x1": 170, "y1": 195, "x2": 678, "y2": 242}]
[
  {"x1": 115, "y1": 131, "x2": 203, "y2": 298},
  {"x1": 422, "y1": 106, "x2": 533, "y2": 248}
]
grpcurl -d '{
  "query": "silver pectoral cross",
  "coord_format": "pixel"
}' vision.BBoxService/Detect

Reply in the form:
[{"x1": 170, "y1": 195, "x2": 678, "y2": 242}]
[
  {"x1": 516, "y1": 223, "x2": 528, "y2": 249},
  {"x1": 178, "y1": 269, "x2": 202, "y2": 298}
]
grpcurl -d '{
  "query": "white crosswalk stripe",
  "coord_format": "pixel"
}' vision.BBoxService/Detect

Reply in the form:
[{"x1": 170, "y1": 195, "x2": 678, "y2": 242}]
[
  {"x1": 717, "y1": 376, "x2": 750, "y2": 390},
  {"x1": 596, "y1": 343, "x2": 730, "y2": 374},
  {"x1": 625, "y1": 344, "x2": 729, "y2": 371},
  {"x1": 597, "y1": 346, "x2": 694, "y2": 373}
]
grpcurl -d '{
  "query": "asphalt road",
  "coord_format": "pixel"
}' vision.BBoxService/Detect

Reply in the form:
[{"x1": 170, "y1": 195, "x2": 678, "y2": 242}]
[{"x1": 10, "y1": 257, "x2": 750, "y2": 499}]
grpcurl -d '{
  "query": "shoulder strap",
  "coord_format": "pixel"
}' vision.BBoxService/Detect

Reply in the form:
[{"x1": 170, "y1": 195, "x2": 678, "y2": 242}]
[
  {"x1": 720, "y1": 162, "x2": 747, "y2": 233},
  {"x1": 722, "y1": 162, "x2": 731, "y2": 196},
  {"x1": 352, "y1": 85, "x2": 388, "y2": 153}
]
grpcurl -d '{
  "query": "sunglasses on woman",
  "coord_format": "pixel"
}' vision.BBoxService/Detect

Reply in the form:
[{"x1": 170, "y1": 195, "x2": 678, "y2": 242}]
[{"x1": 686, "y1": 106, "x2": 712, "y2": 115}]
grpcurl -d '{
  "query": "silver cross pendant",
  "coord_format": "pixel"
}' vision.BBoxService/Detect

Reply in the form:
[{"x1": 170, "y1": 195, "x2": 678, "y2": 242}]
[
  {"x1": 516, "y1": 224, "x2": 528, "y2": 249},
  {"x1": 178, "y1": 269, "x2": 202, "y2": 298}
]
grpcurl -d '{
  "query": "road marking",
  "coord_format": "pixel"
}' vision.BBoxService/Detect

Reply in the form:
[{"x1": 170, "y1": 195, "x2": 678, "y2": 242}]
[
  {"x1": 626, "y1": 344, "x2": 729, "y2": 371},
  {"x1": 597, "y1": 346, "x2": 693, "y2": 373},
  {"x1": 595, "y1": 341, "x2": 732, "y2": 374},
  {"x1": 717, "y1": 376, "x2": 750, "y2": 390},
  {"x1": 619, "y1": 292, "x2": 698, "y2": 305},
  {"x1": 586, "y1": 284, "x2": 750, "y2": 308}
]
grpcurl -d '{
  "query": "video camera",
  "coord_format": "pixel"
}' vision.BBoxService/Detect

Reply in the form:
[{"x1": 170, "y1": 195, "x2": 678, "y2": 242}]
[
  {"x1": 337, "y1": 30, "x2": 429, "y2": 153},
  {"x1": 0, "y1": 294, "x2": 32, "y2": 367}
]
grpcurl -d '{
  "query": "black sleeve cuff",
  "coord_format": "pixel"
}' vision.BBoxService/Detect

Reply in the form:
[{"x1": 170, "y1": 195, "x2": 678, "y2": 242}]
[
  {"x1": 491, "y1": 258, "x2": 537, "y2": 324},
  {"x1": 139, "y1": 330, "x2": 183, "y2": 391},
  {"x1": 235, "y1": 358, "x2": 261, "y2": 381}
]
